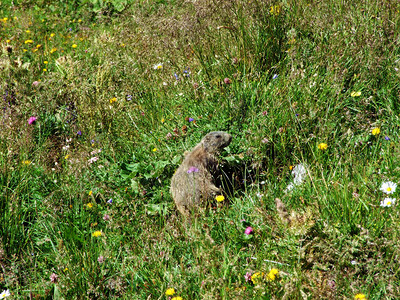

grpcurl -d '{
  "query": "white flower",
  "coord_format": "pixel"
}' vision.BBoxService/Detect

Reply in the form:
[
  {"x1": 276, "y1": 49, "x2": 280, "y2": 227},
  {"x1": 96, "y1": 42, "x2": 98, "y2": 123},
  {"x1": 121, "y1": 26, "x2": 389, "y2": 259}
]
[
  {"x1": 90, "y1": 149, "x2": 101, "y2": 155},
  {"x1": 0, "y1": 289, "x2": 10, "y2": 299},
  {"x1": 153, "y1": 63, "x2": 163, "y2": 70},
  {"x1": 380, "y1": 181, "x2": 397, "y2": 194},
  {"x1": 88, "y1": 156, "x2": 99, "y2": 164},
  {"x1": 286, "y1": 163, "x2": 307, "y2": 192},
  {"x1": 380, "y1": 198, "x2": 396, "y2": 207}
]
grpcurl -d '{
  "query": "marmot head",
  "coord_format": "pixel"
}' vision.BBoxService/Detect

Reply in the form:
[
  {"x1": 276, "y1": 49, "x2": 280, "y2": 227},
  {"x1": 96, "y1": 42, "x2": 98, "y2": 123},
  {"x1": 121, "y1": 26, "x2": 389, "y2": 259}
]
[{"x1": 202, "y1": 131, "x2": 232, "y2": 153}]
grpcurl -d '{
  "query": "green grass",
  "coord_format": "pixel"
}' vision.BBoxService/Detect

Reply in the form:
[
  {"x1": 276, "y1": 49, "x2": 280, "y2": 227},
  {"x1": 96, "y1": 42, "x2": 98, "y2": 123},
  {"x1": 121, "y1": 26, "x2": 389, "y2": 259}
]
[{"x1": 1, "y1": 0, "x2": 400, "y2": 298}]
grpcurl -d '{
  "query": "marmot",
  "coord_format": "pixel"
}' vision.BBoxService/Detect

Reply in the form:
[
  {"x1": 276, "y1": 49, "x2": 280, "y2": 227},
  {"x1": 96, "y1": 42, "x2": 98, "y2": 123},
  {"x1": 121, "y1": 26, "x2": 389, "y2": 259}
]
[{"x1": 170, "y1": 131, "x2": 232, "y2": 216}]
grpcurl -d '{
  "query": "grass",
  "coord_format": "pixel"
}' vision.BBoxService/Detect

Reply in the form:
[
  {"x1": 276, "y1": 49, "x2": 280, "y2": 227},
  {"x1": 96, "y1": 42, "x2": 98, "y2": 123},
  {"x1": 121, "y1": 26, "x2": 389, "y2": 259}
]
[{"x1": 1, "y1": 0, "x2": 400, "y2": 298}]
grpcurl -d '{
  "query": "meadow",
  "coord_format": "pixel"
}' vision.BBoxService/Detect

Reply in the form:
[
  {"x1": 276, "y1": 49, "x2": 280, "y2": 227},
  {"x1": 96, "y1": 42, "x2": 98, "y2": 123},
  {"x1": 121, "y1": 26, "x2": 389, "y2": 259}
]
[{"x1": 1, "y1": 0, "x2": 400, "y2": 298}]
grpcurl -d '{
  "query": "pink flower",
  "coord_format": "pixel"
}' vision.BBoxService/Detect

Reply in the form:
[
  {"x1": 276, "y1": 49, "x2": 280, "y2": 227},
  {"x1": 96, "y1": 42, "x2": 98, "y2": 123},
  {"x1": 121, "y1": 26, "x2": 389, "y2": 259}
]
[
  {"x1": 224, "y1": 78, "x2": 231, "y2": 84},
  {"x1": 244, "y1": 226, "x2": 253, "y2": 235},
  {"x1": 50, "y1": 273, "x2": 58, "y2": 283},
  {"x1": 187, "y1": 166, "x2": 199, "y2": 174},
  {"x1": 97, "y1": 256, "x2": 104, "y2": 263},
  {"x1": 28, "y1": 116, "x2": 37, "y2": 124},
  {"x1": 244, "y1": 272, "x2": 252, "y2": 282},
  {"x1": 32, "y1": 81, "x2": 39, "y2": 86},
  {"x1": 103, "y1": 214, "x2": 110, "y2": 221}
]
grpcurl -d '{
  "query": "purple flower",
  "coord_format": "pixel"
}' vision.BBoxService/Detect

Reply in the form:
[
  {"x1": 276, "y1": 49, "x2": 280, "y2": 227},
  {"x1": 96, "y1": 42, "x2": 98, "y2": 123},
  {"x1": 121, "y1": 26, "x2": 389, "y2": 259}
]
[
  {"x1": 174, "y1": 73, "x2": 179, "y2": 80},
  {"x1": 385, "y1": 136, "x2": 390, "y2": 141},
  {"x1": 272, "y1": 74, "x2": 278, "y2": 79},
  {"x1": 187, "y1": 166, "x2": 199, "y2": 174},
  {"x1": 50, "y1": 273, "x2": 58, "y2": 283},
  {"x1": 126, "y1": 94, "x2": 132, "y2": 101},
  {"x1": 107, "y1": 198, "x2": 112, "y2": 204},
  {"x1": 295, "y1": 114, "x2": 299, "y2": 117},
  {"x1": 103, "y1": 214, "x2": 110, "y2": 221},
  {"x1": 244, "y1": 272, "x2": 252, "y2": 282},
  {"x1": 77, "y1": 130, "x2": 82, "y2": 136},
  {"x1": 28, "y1": 116, "x2": 37, "y2": 124},
  {"x1": 244, "y1": 226, "x2": 253, "y2": 235},
  {"x1": 97, "y1": 256, "x2": 104, "y2": 263},
  {"x1": 188, "y1": 117, "x2": 194, "y2": 122}
]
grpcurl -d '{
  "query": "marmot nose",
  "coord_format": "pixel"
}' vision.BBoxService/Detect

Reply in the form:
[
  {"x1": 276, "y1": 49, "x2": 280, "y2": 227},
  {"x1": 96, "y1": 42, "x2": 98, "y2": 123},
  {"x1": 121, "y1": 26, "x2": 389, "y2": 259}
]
[{"x1": 227, "y1": 134, "x2": 232, "y2": 143}]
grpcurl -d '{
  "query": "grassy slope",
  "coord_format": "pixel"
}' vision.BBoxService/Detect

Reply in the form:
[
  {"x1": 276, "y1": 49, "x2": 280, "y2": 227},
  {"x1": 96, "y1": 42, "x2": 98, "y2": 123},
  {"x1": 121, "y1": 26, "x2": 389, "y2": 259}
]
[{"x1": 1, "y1": 0, "x2": 400, "y2": 298}]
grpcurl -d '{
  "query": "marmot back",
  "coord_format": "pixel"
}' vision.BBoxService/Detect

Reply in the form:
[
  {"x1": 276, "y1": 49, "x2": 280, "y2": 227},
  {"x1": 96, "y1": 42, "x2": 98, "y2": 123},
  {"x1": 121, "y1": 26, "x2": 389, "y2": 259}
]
[{"x1": 170, "y1": 131, "x2": 232, "y2": 216}]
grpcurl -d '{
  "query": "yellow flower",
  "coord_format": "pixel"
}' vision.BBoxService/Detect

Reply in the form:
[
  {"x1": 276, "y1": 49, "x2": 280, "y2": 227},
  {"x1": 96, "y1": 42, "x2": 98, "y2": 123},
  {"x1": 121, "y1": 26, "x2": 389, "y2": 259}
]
[
  {"x1": 161, "y1": 118, "x2": 165, "y2": 123},
  {"x1": 33, "y1": 49, "x2": 38, "y2": 53},
  {"x1": 351, "y1": 91, "x2": 362, "y2": 97},
  {"x1": 36, "y1": 44, "x2": 41, "y2": 48},
  {"x1": 266, "y1": 268, "x2": 279, "y2": 281},
  {"x1": 109, "y1": 97, "x2": 117, "y2": 104},
  {"x1": 251, "y1": 272, "x2": 264, "y2": 284},
  {"x1": 89, "y1": 190, "x2": 93, "y2": 196},
  {"x1": 270, "y1": 5, "x2": 281, "y2": 16},
  {"x1": 22, "y1": 160, "x2": 32, "y2": 165},
  {"x1": 152, "y1": 148, "x2": 157, "y2": 152},
  {"x1": 318, "y1": 143, "x2": 328, "y2": 150},
  {"x1": 43, "y1": 69, "x2": 47, "y2": 72},
  {"x1": 215, "y1": 195, "x2": 225, "y2": 202},
  {"x1": 289, "y1": 165, "x2": 294, "y2": 170},
  {"x1": 371, "y1": 127, "x2": 380, "y2": 135},
  {"x1": 121, "y1": 43, "x2": 125, "y2": 47},
  {"x1": 354, "y1": 294, "x2": 366, "y2": 300},
  {"x1": 64, "y1": 154, "x2": 70, "y2": 160},
  {"x1": 72, "y1": 44, "x2": 77, "y2": 48},
  {"x1": 24, "y1": 39, "x2": 34, "y2": 44},
  {"x1": 26, "y1": 30, "x2": 31, "y2": 33},
  {"x1": 23, "y1": 49, "x2": 28, "y2": 52},
  {"x1": 92, "y1": 230, "x2": 102, "y2": 237},
  {"x1": 50, "y1": 48, "x2": 57, "y2": 53},
  {"x1": 44, "y1": 61, "x2": 48, "y2": 64},
  {"x1": 2, "y1": 17, "x2": 8, "y2": 22},
  {"x1": 171, "y1": 297, "x2": 183, "y2": 300},
  {"x1": 78, "y1": 19, "x2": 82, "y2": 22},
  {"x1": 50, "y1": 33, "x2": 55, "y2": 37},
  {"x1": 165, "y1": 288, "x2": 175, "y2": 296},
  {"x1": 87, "y1": 203, "x2": 93, "y2": 208},
  {"x1": 6, "y1": 39, "x2": 10, "y2": 43},
  {"x1": 64, "y1": 268, "x2": 68, "y2": 272}
]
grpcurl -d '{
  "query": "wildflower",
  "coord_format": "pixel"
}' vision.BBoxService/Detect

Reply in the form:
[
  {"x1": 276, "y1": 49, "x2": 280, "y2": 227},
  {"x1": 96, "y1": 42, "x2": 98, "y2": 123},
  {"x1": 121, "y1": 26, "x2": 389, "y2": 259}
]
[
  {"x1": 153, "y1": 63, "x2": 163, "y2": 70},
  {"x1": 103, "y1": 214, "x2": 110, "y2": 221},
  {"x1": 152, "y1": 148, "x2": 157, "y2": 152},
  {"x1": 64, "y1": 154, "x2": 70, "y2": 160},
  {"x1": 92, "y1": 231, "x2": 102, "y2": 237},
  {"x1": 318, "y1": 143, "x2": 328, "y2": 150},
  {"x1": 28, "y1": 116, "x2": 37, "y2": 124},
  {"x1": 88, "y1": 156, "x2": 99, "y2": 164},
  {"x1": 351, "y1": 91, "x2": 362, "y2": 97},
  {"x1": 385, "y1": 136, "x2": 390, "y2": 141},
  {"x1": 89, "y1": 190, "x2": 93, "y2": 196},
  {"x1": 87, "y1": 203, "x2": 93, "y2": 208},
  {"x1": 380, "y1": 181, "x2": 397, "y2": 194},
  {"x1": 380, "y1": 198, "x2": 396, "y2": 207},
  {"x1": 215, "y1": 195, "x2": 225, "y2": 202},
  {"x1": 50, "y1": 273, "x2": 58, "y2": 283},
  {"x1": 262, "y1": 138, "x2": 269, "y2": 144},
  {"x1": 91, "y1": 149, "x2": 101, "y2": 155},
  {"x1": 50, "y1": 33, "x2": 55, "y2": 37},
  {"x1": 109, "y1": 97, "x2": 117, "y2": 104},
  {"x1": 251, "y1": 272, "x2": 264, "y2": 284},
  {"x1": 188, "y1": 117, "x2": 194, "y2": 122},
  {"x1": 244, "y1": 272, "x2": 252, "y2": 282},
  {"x1": 72, "y1": 44, "x2": 77, "y2": 48},
  {"x1": 44, "y1": 61, "x2": 48, "y2": 64},
  {"x1": 77, "y1": 130, "x2": 82, "y2": 135},
  {"x1": 107, "y1": 198, "x2": 113, "y2": 204},
  {"x1": 354, "y1": 294, "x2": 366, "y2": 300},
  {"x1": 0, "y1": 289, "x2": 10, "y2": 299},
  {"x1": 266, "y1": 268, "x2": 279, "y2": 281},
  {"x1": 371, "y1": 128, "x2": 380, "y2": 135},
  {"x1": 224, "y1": 78, "x2": 231, "y2": 84},
  {"x1": 32, "y1": 81, "x2": 39, "y2": 86},
  {"x1": 270, "y1": 5, "x2": 281, "y2": 15},
  {"x1": 36, "y1": 44, "x2": 41, "y2": 49},
  {"x1": 165, "y1": 288, "x2": 175, "y2": 296},
  {"x1": 174, "y1": 73, "x2": 179, "y2": 80},
  {"x1": 171, "y1": 297, "x2": 183, "y2": 300},
  {"x1": 22, "y1": 160, "x2": 31, "y2": 165},
  {"x1": 272, "y1": 74, "x2": 278, "y2": 79},
  {"x1": 187, "y1": 166, "x2": 199, "y2": 174},
  {"x1": 97, "y1": 256, "x2": 104, "y2": 263},
  {"x1": 63, "y1": 268, "x2": 68, "y2": 272},
  {"x1": 262, "y1": 111, "x2": 268, "y2": 116},
  {"x1": 24, "y1": 39, "x2": 33, "y2": 44},
  {"x1": 244, "y1": 227, "x2": 253, "y2": 235},
  {"x1": 50, "y1": 48, "x2": 57, "y2": 53},
  {"x1": 43, "y1": 69, "x2": 47, "y2": 72}
]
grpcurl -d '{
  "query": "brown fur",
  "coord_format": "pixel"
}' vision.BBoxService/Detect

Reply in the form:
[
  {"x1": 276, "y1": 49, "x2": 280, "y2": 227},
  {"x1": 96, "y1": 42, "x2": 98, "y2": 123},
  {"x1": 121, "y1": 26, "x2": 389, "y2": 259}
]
[{"x1": 170, "y1": 131, "x2": 232, "y2": 216}]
